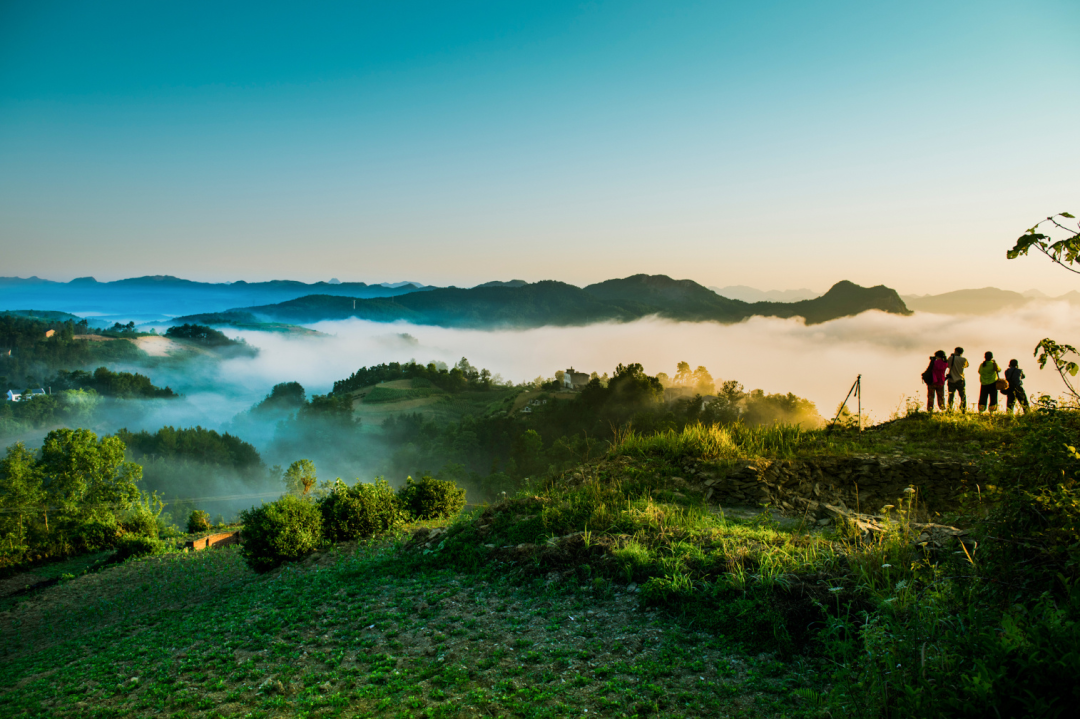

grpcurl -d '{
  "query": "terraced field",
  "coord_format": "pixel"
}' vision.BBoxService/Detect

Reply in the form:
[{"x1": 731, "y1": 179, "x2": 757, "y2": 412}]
[{"x1": 0, "y1": 539, "x2": 819, "y2": 718}]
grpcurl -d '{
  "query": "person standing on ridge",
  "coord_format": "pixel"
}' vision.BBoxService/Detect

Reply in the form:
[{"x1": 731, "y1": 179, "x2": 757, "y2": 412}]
[
  {"x1": 947, "y1": 347, "x2": 969, "y2": 412},
  {"x1": 1004, "y1": 359, "x2": 1029, "y2": 414},
  {"x1": 926, "y1": 350, "x2": 948, "y2": 412},
  {"x1": 978, "y1": 351, "x2": 1003, "y2": 413}
]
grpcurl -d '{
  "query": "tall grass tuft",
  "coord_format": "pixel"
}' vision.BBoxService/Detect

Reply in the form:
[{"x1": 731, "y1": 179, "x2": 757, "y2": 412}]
[{"x1": 610, "y1": 422, "x2": 808, "y2": 461}]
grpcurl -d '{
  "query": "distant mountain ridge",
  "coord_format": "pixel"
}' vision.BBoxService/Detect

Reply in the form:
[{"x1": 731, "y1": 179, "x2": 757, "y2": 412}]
[
  {"x1": 180, "y1": 275, "x2": 911, "y2": 329},
  {"x1": 900, "y1": 287, "x2": 1080, "y2": 315},
  {"x1": 0, "y1": 275, "x2": 434, "y2": 319}
]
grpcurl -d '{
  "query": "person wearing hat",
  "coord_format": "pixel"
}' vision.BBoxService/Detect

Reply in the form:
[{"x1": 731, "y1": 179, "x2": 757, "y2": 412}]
[{"x1": 977, "y1": 351, "x2": 1002, "y2": 413}]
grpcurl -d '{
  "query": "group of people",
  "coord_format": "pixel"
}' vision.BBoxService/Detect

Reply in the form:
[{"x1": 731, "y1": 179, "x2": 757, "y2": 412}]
[{"x1": 924, "y1": 347, "x2": 1029, "y2": 413}]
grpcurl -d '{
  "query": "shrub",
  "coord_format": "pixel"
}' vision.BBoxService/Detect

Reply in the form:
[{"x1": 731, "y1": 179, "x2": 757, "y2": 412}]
[
  {"x1": 977, "y1": 482, "x2": 1080, "y2": 599},
  {"x1": 122, "y1": 507, "x2": 160, "y2": 539},
  {"x1": 74, "y1": 515, "x2": 123, "y2": 552},
  {"x1": 239, "y1": 495, "x2": 323, "y2": 573},
  {"x1": 187, "y1": 509, "x2": 211, "y2": 534},
  {"x1": 398, "y1": 475, "x2": 466, "y2": 520},
  {"x1": 113, "y1": 535, "x2": 164, "y2": 560},
  {"x1": 320, "y1": 479, "x2": 407, "y2": 542}
]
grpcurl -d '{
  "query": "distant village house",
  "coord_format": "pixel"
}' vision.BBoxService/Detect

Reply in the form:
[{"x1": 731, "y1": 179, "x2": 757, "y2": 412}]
[{"x1": 6, "y1": 388, "x2": 46, "y2": 402}]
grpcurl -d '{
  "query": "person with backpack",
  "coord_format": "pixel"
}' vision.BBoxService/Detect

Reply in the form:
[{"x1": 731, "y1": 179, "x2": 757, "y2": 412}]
[
  {"x1": 947, "y1": 347, "x2": 969, "y2": 412},
  {"x1": 1004, "y1": 359, "x2": 1029, "y2": 414},
  {"x1": 978, "y1": 351, "x2": 1003, "y2": 413},
  {"x1": 924, "y1": 350, "x2": 948, "y2": 412}
]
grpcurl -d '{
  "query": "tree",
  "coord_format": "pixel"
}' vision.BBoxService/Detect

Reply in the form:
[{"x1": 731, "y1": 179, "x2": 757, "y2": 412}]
[
  {"x1": 0, "y1": 443, "x2": 44, "y2": 556},
  {"x1": 693, "y1": 366, "x2": 716, "y2": 395},
  {"x1": 165, "y1": 323, "x2": 233, "y2": 346},
  {"x1": 1007, "y1": 212, "x2": 1080, "y2": 402},
  {"x1": 252, "y1": 381, "x2": 307, "y2": 415},
  {"x1": 673, "y1": 361, "x2": 692, "y2": 387},
  {"x1": 512, "y1": 429, "x2": 544, "y2": 477},
  {"x1": 38, "y1": 428, "x2": 143, "y2": 520},
  {"x1": 284, "y1": 459, "x2": 317, "y2": 495}
]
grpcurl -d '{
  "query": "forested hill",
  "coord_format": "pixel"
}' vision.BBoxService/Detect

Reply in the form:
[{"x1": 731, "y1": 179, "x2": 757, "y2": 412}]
[{"x1": 197, "y1": 276, "x2": 911, "y2": 328}]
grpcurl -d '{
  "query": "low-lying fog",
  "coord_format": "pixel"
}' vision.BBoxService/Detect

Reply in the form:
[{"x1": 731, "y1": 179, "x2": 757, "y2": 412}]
[
  {"x1": 218, "y1": 303, "x2": 1077, "y2": 422},
  {"x1": 25, "y1": 304, "x2": 1072, "y2": 521},
  {"x1": 28, "y1": 304, "x2": 1077, "y2": 448}
]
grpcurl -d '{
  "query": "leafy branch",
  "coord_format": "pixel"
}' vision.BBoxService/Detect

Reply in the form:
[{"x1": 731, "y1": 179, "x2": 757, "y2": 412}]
[
  {"x1": 1007, "y1": 211, "x2": 1079, "y2": 403},
  {"x1": 1033, "y1": 338, "x2": 1080, "y2": 402},
  {"x1": 1007, "y1": 212, "x2": 1080, "y2": 274}
]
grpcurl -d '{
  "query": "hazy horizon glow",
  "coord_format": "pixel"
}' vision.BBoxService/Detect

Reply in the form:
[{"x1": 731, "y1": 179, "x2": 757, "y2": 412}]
[{"x1": 2, "y1": 2, "x2": 1078, "y2": 294}]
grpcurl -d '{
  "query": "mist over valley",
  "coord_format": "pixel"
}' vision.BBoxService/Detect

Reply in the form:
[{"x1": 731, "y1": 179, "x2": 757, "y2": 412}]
[
  {"x1": 3, "y1": 284, "x2": 1074, "y2": 525},
  {"x1": 4, "y1": 4, "x2": 1078, "y2": 714}
]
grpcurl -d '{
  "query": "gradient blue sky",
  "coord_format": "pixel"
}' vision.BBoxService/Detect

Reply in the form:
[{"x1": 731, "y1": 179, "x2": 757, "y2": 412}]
[{"x1": 2, "y1": 0, "x2": 1078, "y2": 293}]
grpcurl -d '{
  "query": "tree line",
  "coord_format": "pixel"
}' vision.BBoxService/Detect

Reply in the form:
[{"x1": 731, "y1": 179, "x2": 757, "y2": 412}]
[
  {"x1": 380, "y1": 362, "x2": 820, "y2": 500},
  {"x1": 0, "y1": 315, "x2": 140, "y2": 387},
  {"x1": 331, "y1": 358, "x2": 502, "y2": 395}
]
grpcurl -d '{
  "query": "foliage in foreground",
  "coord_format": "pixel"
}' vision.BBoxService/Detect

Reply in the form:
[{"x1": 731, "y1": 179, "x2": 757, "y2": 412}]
[{"x1": 399, "y1": 408, "x2": 1080, "y2": 717}]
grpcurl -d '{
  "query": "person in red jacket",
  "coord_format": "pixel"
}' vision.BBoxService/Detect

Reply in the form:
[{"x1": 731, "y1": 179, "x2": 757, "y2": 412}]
[{"x1": 927, "y1": 349, "x2": 948, "y2": 412}]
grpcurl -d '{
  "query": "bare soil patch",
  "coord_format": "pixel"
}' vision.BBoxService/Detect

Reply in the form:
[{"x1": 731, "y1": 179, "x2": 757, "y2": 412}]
[{"x1": 132, "y1": 335, "x2": 183, "y2": 356}]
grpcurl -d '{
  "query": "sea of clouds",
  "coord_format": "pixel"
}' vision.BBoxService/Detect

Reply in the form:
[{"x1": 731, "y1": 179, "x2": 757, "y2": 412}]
[{"x1": 181, "y1": 301, "x2": 1080, "y2": 424}]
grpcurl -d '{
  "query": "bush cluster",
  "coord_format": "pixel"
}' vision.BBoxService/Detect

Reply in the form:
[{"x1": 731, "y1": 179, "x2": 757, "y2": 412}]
[
  {"x1": 113, "y1": 535, "x2": 164, "y2": 561},
  {"x1": 187, "y1": 509, "x2": 212, "y2": 534},
  {"x1": 239, "y1": 494, "x2": 323, "y2": 573},
  {"x1": 238, "y1": 475, "x2": 466, "y2": 573},
  {"x1": 74, "y1": 516, "x2": 124, "y2": 553},
  {"x1": 321, "y1": 479, "x2": 407, "y2": 543},
  {"x1": 398, "y1": 475, "x2": 467, "y2": 520}
]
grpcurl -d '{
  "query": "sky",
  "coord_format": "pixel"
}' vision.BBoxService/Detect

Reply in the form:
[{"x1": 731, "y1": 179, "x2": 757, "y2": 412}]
[{"x1": 1, "y1": 0, "x2": 1078, "y2": 294}]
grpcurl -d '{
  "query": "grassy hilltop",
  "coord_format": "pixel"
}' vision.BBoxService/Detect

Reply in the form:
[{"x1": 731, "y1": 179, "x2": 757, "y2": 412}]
[{"x1": 2, "y1": 408, "x2": 1078, "y2": 718}]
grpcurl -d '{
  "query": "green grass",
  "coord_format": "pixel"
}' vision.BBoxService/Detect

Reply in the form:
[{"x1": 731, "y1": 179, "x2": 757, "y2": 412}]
[
  {"x1": 612, "y1": 423, "x2": 811, "y2": 461},
  {"x1": 431, "y1": 449, "x2": 937, "y2": 655},
  {"x1": 3, "y1": 410, "x2": 1073, "y2": 718},
  {"x1": 0, "y1": 542, "x2": 823, "y2": 718},
  {"x1": 425, "y1": 388, "x2": 522, "y2": 423},
  {"x1": 611, "y1": 409, "x2": 1023, "y2": 463},
  {"x1": 363, "y1": 386, "x2": 446, "y2": 404}
]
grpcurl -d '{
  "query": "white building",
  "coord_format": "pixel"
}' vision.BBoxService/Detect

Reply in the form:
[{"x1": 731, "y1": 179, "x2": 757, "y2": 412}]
[{"x1": 6, "y1": 388, "x2": 45, "y2": 402}]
